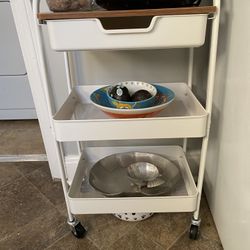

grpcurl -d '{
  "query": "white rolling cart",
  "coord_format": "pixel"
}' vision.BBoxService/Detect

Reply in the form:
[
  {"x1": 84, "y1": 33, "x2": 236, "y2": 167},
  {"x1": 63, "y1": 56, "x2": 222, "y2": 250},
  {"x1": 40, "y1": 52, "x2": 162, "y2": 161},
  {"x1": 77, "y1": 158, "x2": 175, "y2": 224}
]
[{"x1": 33, "y1": 0, "x2": 220, "y2": 239}]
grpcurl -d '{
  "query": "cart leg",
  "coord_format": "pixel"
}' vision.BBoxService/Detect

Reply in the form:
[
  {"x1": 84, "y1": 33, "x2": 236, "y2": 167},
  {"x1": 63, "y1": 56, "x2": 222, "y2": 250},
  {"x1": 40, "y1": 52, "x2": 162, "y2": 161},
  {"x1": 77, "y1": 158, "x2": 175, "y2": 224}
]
[
  {"x1": 183, "y1": 48, "x2": 194, "y2": 153},
  {"x1": 32, "y1": 0, "x2": 87, "y2": 238},
  {"x1": 190, "y1": 0, "x2": 221, "y2": 240},
  {"x1": 188, "y1": 133, "x2": 209, "y2": 240},
  {"x1": 190, "y1": 136, "x2": 209, "y2": 240},
  {"x1": 57, "y1": 142, "x2": 87, "y2": 238}
]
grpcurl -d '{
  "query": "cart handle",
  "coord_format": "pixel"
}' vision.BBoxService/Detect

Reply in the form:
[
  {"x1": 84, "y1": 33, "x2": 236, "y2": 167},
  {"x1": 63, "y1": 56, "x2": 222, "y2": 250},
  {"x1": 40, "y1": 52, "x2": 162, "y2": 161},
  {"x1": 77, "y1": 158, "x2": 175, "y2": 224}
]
[{"x1": 95, "y1": 16, "x2": 159, "y2": 34}]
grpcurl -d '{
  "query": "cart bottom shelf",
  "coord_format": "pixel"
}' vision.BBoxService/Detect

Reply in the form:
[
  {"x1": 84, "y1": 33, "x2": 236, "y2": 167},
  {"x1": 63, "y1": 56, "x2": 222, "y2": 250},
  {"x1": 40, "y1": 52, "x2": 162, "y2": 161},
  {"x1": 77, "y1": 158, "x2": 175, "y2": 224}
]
[{"x1": 68, "y1": 146, "x2": 198, "y2": 214}]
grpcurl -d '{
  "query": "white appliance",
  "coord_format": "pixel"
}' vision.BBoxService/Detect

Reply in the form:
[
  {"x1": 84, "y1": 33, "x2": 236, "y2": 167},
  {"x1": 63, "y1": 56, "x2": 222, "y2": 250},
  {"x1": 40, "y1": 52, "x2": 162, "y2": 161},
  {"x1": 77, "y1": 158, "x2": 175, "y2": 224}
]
[{"x1": 0, "y1": 0, "x2": 36, "y2": 119}]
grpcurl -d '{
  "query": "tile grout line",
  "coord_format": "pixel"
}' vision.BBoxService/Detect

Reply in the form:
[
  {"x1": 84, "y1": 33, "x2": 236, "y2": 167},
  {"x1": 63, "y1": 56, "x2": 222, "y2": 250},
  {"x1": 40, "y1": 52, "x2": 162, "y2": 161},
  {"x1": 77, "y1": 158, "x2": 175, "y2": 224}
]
[
  {"x1": 0, "y1": 169, "x2": 44, "y2": 242},
  {"x1": 0, "y1": 156, "x2": 45, "y2": 190},
  {"x1": 202, "y1": 233, "x2": 222, "y2": 242},
  {"x1": 77, "y1": 215, "x2": 132, "y2": 250},
  {"x1": 98, "y1": 221, "x2": 139, "y2": 250},
  {"x1": 87, "y1": 235, "x2": 103, "y2": 250},
  {"x1": 197, "y1": 229, "x2": 223, "y2": 248},
  {"x1": 44, "y1": 232, "x2": 71, "y2": 250},
  {"x1": 133, "y1": 226, "x2": 166, "y2": 250},
  {"x1": 45, "y1": 231, "x2": 102, "y2": 250},
  {"x1": 0, "y1": 173, "x2": 70, "y2": 247},
  {"x1": 15, "y1": 167, "x2": 65, "y2": 217},
  {"x1": 0, "y1": 175, "x2": 25, "y2": 190},
  {"x1": 81, "y1": 219, "x2": 109, "y2": 250},
  {"x1": 15, "y1": 164, "x2": 68, "y2": 229},
  {"x1": 18, "y1": 175, "x2": 71, "y2": 249},
  {"x1": 15, "y1": 163, "x2": 46, "y2": 178},
  {"x1": 20, "y1": 173, "x2": 67, "y2": 218},
  {"x1": 16, "y1": 168, "x2": 102, "y2": 249},
  {"x1": 0, "y1": 231, "x2": 14, "y2": 243},
  {"x1": 166, "y1": 225, "x2": 190, "y2": 250}
]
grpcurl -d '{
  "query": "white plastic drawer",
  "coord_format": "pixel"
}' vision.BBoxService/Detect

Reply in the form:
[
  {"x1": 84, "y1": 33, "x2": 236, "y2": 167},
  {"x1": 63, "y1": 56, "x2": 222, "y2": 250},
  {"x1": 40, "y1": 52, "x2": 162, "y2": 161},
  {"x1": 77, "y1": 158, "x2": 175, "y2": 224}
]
[{"x1": 47, "y1": 14, "x2": 208, "y2": 51}]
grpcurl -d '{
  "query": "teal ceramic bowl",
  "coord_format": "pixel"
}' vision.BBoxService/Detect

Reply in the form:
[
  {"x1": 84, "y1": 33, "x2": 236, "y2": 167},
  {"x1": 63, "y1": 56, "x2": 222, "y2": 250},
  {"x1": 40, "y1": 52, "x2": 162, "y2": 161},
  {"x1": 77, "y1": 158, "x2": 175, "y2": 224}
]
[{"x1": 107, "y1": 81, "x2": 157, "y2": 109}]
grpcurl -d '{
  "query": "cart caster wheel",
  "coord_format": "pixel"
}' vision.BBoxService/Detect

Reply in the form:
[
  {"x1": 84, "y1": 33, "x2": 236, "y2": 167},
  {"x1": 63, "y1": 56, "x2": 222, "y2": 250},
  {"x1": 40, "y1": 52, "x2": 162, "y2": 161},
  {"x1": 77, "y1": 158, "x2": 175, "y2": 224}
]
[
  {"x1": 71, "y1": 221, "x2": 87, "y2": 238},
  {"x1": 189, "y1": 224, "x2": 199, "y2": 240},
  {"x1": 69, "y1": 220, "x2": 87, "y2": 239}
]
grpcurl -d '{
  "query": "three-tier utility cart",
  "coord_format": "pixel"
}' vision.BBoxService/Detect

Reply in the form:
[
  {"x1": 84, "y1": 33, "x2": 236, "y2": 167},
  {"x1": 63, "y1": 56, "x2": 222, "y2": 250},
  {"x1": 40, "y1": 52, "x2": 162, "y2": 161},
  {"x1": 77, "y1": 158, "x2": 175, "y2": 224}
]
[{"x1": 33, "y1": 0, "x2": 220, "y2": 239}]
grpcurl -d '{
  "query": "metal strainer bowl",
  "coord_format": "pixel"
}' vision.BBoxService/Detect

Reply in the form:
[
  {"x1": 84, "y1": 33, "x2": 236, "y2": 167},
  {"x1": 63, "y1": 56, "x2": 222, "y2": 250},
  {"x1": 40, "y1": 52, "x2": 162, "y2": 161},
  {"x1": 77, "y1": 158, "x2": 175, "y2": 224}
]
[{"x1": 127, "y1": 162, "x2": 159, "y2": 182}]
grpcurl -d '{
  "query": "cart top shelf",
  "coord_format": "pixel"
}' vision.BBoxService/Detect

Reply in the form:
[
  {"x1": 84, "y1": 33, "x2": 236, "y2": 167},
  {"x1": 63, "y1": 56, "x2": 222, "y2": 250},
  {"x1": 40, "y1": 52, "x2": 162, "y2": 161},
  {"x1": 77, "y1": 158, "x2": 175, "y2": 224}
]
[{"x1": 38, "y1": 6, "x2": 217, "y2": 21}]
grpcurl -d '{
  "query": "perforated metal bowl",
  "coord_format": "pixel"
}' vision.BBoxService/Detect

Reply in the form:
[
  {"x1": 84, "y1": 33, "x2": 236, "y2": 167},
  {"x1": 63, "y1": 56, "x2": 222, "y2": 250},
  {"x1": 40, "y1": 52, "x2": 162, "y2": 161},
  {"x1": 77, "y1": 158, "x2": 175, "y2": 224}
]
[{"x1": 114, "y1": 212, "x2": 154, "y2": 222}]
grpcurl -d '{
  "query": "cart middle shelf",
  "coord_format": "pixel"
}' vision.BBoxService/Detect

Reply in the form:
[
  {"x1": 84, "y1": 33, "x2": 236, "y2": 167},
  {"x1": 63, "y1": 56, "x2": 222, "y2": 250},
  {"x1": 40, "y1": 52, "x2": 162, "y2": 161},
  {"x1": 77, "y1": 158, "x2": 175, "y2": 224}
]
[{"x1": 53, "y1": 82, "x2": 208, "y2": 141}]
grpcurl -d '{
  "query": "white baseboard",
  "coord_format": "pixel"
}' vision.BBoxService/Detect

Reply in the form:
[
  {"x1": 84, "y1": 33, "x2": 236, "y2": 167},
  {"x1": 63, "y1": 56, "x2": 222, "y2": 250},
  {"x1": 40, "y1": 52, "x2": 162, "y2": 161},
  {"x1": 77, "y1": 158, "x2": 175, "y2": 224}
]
[
  {"x1": 0, "y1": 109, "x2": 37, "y2": 119},
  {"x1": 0, "y1": 154, "x2": 47, "y2": 162}
]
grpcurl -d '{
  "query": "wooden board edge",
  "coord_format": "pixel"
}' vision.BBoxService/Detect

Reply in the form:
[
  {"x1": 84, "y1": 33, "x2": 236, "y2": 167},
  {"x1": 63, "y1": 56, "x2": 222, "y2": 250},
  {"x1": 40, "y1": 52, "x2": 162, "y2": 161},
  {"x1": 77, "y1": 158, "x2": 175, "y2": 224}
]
[{"x1": 38, "y1": 6, "x2": 217, "y2": 21}]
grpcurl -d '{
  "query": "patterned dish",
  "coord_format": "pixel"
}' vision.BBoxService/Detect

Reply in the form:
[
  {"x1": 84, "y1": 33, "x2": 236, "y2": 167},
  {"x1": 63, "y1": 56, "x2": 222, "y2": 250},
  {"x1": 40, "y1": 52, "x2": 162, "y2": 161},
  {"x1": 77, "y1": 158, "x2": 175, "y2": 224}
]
[
  {"x1": 90, "y1": 84, "x2": 175, "y2": 118},
  {"x1": 107, "y1": 81, "x2": 157, "y2": 109}
]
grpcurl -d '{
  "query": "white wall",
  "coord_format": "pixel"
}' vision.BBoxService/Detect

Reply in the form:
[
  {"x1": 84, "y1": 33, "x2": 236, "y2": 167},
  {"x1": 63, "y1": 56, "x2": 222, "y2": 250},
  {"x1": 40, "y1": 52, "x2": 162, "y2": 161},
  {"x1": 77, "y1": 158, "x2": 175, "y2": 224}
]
[
  {"x1": 205, "y1": 0, "x2": 250, "y2": 249},
  {"x1": 75, "y1": 49, "x2": 189, "y2": 85}
]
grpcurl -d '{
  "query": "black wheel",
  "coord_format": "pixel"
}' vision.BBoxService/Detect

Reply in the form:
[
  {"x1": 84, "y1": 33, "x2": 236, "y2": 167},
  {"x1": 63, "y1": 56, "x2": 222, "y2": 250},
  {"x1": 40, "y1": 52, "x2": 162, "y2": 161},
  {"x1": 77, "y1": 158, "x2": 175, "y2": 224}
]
[
  {"x1": 71, "y1": 221, "x2": 87, "y2": 238},
  {"x1": 189, "y1": 224, "x2": 199, "y2": 240}
]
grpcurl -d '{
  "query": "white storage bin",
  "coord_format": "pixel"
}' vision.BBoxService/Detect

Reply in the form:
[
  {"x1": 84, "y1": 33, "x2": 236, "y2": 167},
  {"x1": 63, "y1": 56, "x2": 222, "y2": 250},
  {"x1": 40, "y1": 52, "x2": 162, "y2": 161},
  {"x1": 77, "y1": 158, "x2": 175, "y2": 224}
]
[
  {"x1": 68, "y1": 146, "x2": 198, "y2": 214},
  {"x1": 53, "y1": 82, "x2": 208, "y2": 141},
  {"x1": 47, "y1": 14, "x2": 208, "y2": 51}
]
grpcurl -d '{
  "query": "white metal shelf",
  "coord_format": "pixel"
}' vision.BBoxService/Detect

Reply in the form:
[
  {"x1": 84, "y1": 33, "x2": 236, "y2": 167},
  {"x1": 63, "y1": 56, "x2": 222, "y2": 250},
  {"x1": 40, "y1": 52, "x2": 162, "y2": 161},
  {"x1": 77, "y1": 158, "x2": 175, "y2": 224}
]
[
  {"x1": 53, "y1": 82, "x2": 208, "y2": 141},
  {"x1": 68, "y1": 146, "x2": 198, "y2": 214}
]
